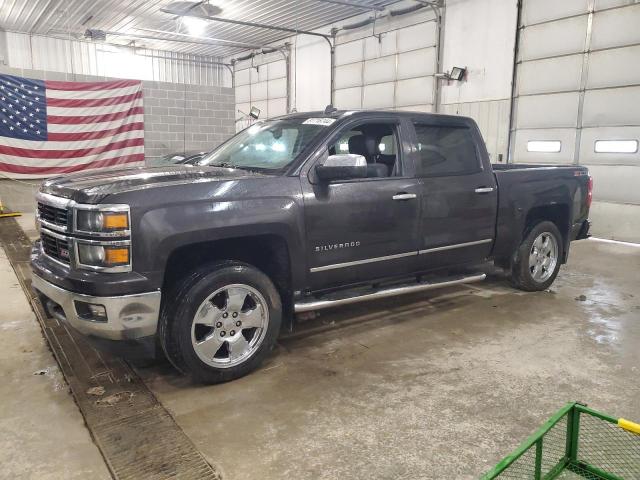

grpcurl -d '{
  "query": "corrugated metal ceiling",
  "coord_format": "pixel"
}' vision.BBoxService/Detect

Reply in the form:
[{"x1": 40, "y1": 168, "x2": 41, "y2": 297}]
[{"x1": 0, "y1": 0, "x2": 402, "y2": 58}]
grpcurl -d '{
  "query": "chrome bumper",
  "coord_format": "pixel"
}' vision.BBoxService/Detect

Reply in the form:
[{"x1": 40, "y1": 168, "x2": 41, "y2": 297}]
[{"x1": 31, "y1": 274, "x2": 161, "y2": 340}]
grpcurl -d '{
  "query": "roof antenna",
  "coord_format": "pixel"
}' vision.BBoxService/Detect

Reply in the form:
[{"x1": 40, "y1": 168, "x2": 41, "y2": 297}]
[{"x1": 324, "y1": 104, "x2": 337, "y2": 114}]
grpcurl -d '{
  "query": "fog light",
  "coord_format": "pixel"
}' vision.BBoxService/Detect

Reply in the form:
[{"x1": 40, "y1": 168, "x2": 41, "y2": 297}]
[{"x1": 75, "y1": 301, "x2": 107, "y2": 322}]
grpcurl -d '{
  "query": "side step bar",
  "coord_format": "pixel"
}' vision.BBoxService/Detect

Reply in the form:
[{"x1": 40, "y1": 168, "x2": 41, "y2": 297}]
[{"x1": 294, "y1": 273, "x2": 486, "y2": 313}]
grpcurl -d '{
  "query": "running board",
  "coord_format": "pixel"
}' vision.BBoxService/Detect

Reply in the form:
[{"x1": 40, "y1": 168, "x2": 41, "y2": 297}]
[{"x1": 294, "y1": 273, "x2": 486, "y2": 313}]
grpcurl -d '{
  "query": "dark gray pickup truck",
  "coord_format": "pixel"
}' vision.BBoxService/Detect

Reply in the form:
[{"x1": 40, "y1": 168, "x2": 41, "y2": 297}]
[{"x1": 31, "y1": 109, "x2": 592, "y2": 383}]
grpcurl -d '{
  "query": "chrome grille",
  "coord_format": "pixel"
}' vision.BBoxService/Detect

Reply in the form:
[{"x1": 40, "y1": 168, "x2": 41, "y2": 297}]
[
  {"x1": 37, "y1": 202, "x2": 69, "y2": 229},
  {"x1": 41, "y1": 231, "x2": 71, "y2": 264}
]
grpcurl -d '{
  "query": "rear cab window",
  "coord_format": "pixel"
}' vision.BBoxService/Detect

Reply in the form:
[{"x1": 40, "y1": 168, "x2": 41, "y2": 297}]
[{"x1": 413, "y1": 123, "x2": 481, "y2": 177}]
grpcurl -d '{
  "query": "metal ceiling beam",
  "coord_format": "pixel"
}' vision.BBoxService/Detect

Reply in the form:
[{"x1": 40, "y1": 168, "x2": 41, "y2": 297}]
[
  {"x1": 159, "y1": 7, "x2": 332, "y2": 39},
  {"x1": 312, "y1": 0, "x2": 386, "y2": 11},
  {"x1": 101, "y1": 30, "x2": 248, "y2": 55},
  {"x1": 135, "y1": 27, "x2": 265, "y2": 49}
]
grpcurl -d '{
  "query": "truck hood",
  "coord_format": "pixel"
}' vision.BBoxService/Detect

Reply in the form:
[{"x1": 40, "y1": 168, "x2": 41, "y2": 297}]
[{"x1": 40, "y1": 165, "x2": 266, "y2": 203}]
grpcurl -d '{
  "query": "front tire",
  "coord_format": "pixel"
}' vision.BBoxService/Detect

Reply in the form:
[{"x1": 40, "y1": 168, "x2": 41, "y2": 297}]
[
  {"x1": 510, "y1": 221, "x2": 563, "y2": 292},
  {"x1": 159, "y1": 261, "x2": 282, "y2": 383}
]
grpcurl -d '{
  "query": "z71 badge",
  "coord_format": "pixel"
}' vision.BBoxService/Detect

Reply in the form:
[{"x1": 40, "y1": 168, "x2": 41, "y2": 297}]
[{"x1": 315, "y1": 241, "x2": 360, "y2": 252}]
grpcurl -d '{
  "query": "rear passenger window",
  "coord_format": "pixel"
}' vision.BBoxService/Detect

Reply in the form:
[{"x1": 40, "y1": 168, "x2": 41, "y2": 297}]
[{"x1": 413, "y1": 124, "x2": 480, "y2": 176}]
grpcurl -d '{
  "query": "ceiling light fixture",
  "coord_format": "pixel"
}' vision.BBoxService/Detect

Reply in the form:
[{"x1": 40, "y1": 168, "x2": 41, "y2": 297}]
[{"x1": 182, "y1": 15, "x2": 208, "y2": 35}]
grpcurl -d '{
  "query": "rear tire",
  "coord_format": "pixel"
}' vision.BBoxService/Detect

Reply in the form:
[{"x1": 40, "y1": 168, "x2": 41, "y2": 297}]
[
  {"x1": 510, "y1": 221, "x2": 563, "y2": 292},
  {"x1": 159, "y1": 261, "x2": 282, "y2": 383}
]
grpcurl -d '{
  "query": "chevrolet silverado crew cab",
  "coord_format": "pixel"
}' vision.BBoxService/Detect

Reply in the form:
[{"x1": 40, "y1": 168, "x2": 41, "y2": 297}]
[{"x1": 31, "y1": 110, "x2": 592, "y2": 383}]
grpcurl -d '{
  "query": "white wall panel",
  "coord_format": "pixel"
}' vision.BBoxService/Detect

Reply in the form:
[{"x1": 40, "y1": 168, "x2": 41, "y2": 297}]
[
  {"x1": 518, "y1": 55, "x2": 583, "y2": 95},
  {"x1": 235, "y1": 84, "x2": 251, "y2": 103},
  {"x1": 513, "y1": 128, "x2": 577, "y2": 163},
  {"x1": 363, "y1": 56, "x2": 396, "y2": 85},
  {"x1": 579, "y1": 126, "x2": 640, "y2": 165},
  {"x1": 334, "y1": 87, "x2": 362, "y2": 110},
  {"x1": 582, "y1": 86, "x2": 640, "y2": 127},
  {"x1": 395, "y1": 77, "x2": 433, "y2": 107},
  {"x1": 250, "y1": 81, "x2": 268, "y2": 101},
  {"x1": 334, "y1": 63, "x2": 363, "y2": 89},
  {"x1": 362, "y1": 82, "x2": 395, "y2": 108},
  {"x1": 396, "y1": 22, "x2": 437, "y2": 51},
  {"x1": 364, "y1": 32, "x2": 397, "y2": 60},
  {"x1": 250, "y1": 65, "x2": 269, "y2": 83},
  {"x1": 235, "y1": 68, "x2": 250, "y2": 86},
  {"x1": 522, "y1": 0, "x2": 588, "y2": 25},
  {"x1": 584, "y1": 164, "x2": 640, "y2": 204},
  {"x1": 334, "y1": 40, "x2": 364, "y2": 66},
  {"x1": 594, "y1": 0, "x2": 634, "y2": 9},
  {"x1": 267, "y1": 97, "x2": 287, "y2": 117},
  {"x1": 268, "y1": 77, "x2": 288, "y2": 98},
  {"x1": 590, "y1": 4, "x2": 640, "y2": 50},
  {"x1": 587, "y1": 46, "x2": 640, "y2": 89},
  {"x1": 268, "y1": 60, "x2": 286, "y2": 80},
  {"x1": 397, "y1": 48, "x2": 435, "y2": 80},
  {"x1": 516, "y1": 92, "x2": 580, "y2": 128},
  {"x1": 519, "y1": 16, "x2": 588, "y2": 61}
]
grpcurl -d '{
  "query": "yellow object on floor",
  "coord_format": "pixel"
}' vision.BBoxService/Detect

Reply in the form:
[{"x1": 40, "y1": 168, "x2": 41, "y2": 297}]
[{"x1": 0, "y1": 196, "x2": 22, "y2": 218}]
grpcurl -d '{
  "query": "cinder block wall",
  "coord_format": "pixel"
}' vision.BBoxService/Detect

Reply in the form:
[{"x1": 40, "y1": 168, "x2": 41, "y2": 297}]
[
  {"x1": 0, "y1": 66, "x2": 236, "y2": 164},
  {"x1": 142, "y1": 81, "x2": 235, "y2": 163}
]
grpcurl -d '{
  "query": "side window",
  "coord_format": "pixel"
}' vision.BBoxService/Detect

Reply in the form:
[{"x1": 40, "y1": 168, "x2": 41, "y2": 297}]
[
  {"x1": 413, "y1": 124, "x2": 480, "y2": 176},
  {"x1": 327, "y1": 123, "x2": 401, "y2": 178}
]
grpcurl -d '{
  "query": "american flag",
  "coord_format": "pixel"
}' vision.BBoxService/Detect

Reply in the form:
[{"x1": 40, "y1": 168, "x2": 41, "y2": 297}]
[{"x1": 0, "y1": 74, "x2": 144, "y2": 178}]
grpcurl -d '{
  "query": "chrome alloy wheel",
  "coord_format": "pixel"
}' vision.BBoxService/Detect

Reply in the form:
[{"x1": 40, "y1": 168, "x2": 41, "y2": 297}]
[
  {"x1": 191, "y1": 284, "x2": 269, "y2": 368},
  {"x1": 528, "y1": 232, "x2": 558, "y2": 283}
]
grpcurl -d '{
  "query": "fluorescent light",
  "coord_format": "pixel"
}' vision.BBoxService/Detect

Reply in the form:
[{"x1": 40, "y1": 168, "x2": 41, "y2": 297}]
[
  {"x1": 378, "y1": 143, "x2": 386, "y2": 152},
  {"x1": 255, "y1": 143, "x2": 266, "y2": 151},
  {"x1": 527, "y1": 140, "x2": 561, "y2": 153},
  {"x1": 271, "y1": 142, "x2": 285, "y2": 152},
  {"x1": 594, "y1": 140, "x2": 638, "y2": 153},
  {"x1": 182, "y1": 16, "x2": 208, "y2": 36},
  {"x1": 339, "y1": 143, "x2": 349, "y2": 152}
]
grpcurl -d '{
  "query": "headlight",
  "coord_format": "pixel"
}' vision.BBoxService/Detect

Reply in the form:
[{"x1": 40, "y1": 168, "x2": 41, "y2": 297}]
[
  {"x1": 77, "y1": 243, "x2": 131, "y2": 270},
  {"x1": 76, "y1": 208, "x2": 129, "y2": 234}
]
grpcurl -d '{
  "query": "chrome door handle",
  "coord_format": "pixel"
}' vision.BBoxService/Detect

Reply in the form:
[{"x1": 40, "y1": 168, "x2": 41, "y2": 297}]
[
  {"x1": 475, "y1": 187, "x2": 495, "y2": 194},
  {"x1": 392, "y1": 193, "x2": 417, "y2": 201}
]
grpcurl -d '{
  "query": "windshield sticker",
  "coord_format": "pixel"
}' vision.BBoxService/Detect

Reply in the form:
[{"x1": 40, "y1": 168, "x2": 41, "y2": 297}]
[{"x1": 303, "y1": 118, "x2": 336, "y2": 126}]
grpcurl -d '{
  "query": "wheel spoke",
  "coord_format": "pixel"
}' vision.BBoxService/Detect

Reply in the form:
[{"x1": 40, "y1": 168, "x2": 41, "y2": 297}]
[
  {"x1": 195, "y1": 301, "x2": 223, "y2": 327},
  {"x1": 228, "y1": 336, "x2": 250, "y2": 360},
  {"x1": 529, "y1": 251, "x2": 538, "y2": 265},
  {"x1": 240, "y1": 304, "x2": 264, "y2": 329},
  {"x1": 534, "y1": 235, "x2": 544, "y2": 250},
  {"x1": 194, "y1": 334, "x2": 224, "y2": 359},
  {"x1": 226, "y1": 287, "x2": 248, "y2": 312}
]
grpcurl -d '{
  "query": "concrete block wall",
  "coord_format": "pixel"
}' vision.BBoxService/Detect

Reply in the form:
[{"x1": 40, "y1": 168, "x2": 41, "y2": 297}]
[
  {"x1": 0, "y1": 65, "x2": 236, "y2": 165},
  {"x1": 143, "y1": 81, "x2": 235, "y2": 163}
]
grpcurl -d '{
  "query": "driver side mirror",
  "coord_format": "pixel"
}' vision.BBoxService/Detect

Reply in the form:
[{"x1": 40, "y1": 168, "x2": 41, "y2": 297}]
[{"x1": 315, "y1": 154, "x2": 367, "y2": 182}]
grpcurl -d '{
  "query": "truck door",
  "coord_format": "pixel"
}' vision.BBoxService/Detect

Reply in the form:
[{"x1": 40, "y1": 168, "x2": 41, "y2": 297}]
[
  {"x1": 410, "y1": 119, "x2": 498, "y2": 270},
  {"x1": 300, "y1": 118, "x2": 421, "y2": 290}
]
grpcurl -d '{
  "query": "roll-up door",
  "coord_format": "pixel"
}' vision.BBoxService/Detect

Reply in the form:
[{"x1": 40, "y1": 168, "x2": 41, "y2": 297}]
[{"x1": 333, "y1": 7, "x2": 438, "y2": 112}]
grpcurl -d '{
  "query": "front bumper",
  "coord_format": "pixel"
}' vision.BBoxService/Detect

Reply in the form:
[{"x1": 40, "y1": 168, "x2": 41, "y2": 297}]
[{"x1": 31, "y1": 273, "x2": 161, "y2": 340}]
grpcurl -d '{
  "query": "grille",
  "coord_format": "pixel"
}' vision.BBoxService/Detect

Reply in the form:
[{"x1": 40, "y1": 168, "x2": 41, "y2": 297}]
[
  {"x1": 41, "y1": 231, "x2": 71, "y2": 264},
  {"x1": 37, "y1": 202, "x2": 69, "y2": 229}
]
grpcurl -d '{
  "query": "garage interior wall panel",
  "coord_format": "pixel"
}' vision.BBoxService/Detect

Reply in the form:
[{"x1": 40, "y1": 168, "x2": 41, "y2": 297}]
[
  {"x1": 332, "y1": 8, "x2": 437, "y2": 113},
  {"x1": 234, "y1": 51, "x2": 288, "y2": 129},
  {"x1": 512, "y1": 0, "x2": 640, "y2": 241},
  {"x1": 2, "y1": 32, "x2": 225, "y2": 86}
]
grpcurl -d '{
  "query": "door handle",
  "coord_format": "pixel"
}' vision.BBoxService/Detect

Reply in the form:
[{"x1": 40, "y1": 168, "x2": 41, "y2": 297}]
[
  {"x1": 474, "y1": 187, "x2": 495, "y2": 194},
  {"x1": 392, "y1": 193, "x2": 417, "y2": 201}
]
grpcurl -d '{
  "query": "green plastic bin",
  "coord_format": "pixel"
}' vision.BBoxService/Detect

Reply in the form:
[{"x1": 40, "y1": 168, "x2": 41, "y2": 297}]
[{"x1": 481, "y1": 402, "x2": 640, "y2": 479}]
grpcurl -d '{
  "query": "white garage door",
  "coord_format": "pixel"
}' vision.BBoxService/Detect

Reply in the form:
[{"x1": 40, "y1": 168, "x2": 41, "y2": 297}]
[
  {"x1": 333, "y1": 7, "x2": 438, "y2": 112},
  {"x1": 511, "y1": 0, "x2": 640, "y2": 239},
  {"x1": 234, "y1": 49, "x2": 289, "y2": 130}
]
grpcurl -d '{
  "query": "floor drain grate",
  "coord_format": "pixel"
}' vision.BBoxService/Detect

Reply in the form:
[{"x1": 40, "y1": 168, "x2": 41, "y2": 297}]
[{"x1": 0, "y1": 218, "x2": 221, "y2": 480}]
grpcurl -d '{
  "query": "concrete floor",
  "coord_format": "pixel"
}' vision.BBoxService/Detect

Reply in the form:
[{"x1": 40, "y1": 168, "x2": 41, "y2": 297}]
[
  {"x1": 1, "y1": 209, "x2": 638, "y2": 479},
  {"x1": 135, "y1": 239, "x2": 640, "y2": 480},
  {"x1": 0, "y1": 245, "x2": 111, "y2": 479}
]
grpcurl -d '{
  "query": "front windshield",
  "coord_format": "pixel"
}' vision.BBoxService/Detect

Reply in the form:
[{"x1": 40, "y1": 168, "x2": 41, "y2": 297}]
[{"x1": 198, "y1": 119, "x2": 327, "y2": 171}]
